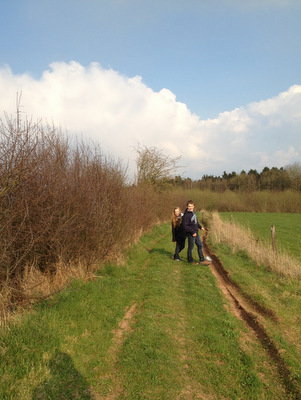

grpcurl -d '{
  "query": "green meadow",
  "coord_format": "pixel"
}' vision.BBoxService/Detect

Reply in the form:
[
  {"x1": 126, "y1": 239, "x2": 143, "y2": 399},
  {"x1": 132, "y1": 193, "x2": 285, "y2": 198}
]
[
  {"x1": 220, "y1": 212, "x2": 301, "y2": 261},
  {"x1": 1, "y1": 221, "x2": 301, "y2": 399}
]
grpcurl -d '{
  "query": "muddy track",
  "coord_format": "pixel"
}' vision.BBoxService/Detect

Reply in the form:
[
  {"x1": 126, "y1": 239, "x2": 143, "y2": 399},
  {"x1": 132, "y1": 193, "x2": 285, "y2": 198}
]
[{"x1": 202, "y1": 230, "x2": 301, "y2": 399}]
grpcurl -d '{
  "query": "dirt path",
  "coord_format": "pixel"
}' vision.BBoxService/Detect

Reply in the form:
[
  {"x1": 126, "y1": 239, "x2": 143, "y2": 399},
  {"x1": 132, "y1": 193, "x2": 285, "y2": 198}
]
[
  {"x1": 93, "y1": 225, "x2": 300, "y2": 399},
  {"x1": 202, "y1": 233, "x2": 301, "y2": 399}
]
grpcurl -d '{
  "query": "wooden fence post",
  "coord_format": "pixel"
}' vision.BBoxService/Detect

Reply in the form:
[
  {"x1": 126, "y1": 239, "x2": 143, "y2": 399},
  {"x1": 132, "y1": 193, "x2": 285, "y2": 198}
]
[{"x1": 271, "y1": 225, "x2": 277, "y2": 255}]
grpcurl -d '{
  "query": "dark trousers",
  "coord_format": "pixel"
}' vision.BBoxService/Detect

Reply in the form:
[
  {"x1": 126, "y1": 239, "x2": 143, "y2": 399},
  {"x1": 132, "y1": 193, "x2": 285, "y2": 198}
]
[
  {"x1": 174, "y1": 239, "x2": 185, "y2": 260},
  {"x1": 187, "y1": 234, "x2": 205, "y2": 263}
]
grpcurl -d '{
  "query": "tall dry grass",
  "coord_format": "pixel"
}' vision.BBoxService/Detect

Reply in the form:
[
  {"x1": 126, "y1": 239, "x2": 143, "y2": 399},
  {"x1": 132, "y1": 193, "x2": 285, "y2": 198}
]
[
  {"x1": 205, "y1": 211, "x2": 301, "y2": 279},
  {"x1": 185, "y1": 189, "x2": 301, "y2": 212}
]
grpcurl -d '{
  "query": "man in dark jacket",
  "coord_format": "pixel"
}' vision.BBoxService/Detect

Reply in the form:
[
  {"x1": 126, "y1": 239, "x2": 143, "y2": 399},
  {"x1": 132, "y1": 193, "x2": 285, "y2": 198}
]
[{"x1": 182, "y1": 200, "x2": 210, "y2": 265}]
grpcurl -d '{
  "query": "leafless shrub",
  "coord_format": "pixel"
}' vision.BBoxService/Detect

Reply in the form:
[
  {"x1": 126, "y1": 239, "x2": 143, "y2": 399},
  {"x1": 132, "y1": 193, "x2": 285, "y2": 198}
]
[
  {"x1": 135, "y1": 144, "x2": 181, "y2": 188},
  {"x1": 0, "y1": 104, "x2": 188, "y2": 319},
  {"x1": 0, "y1": 109, "x2": 151, "y2": 314}
]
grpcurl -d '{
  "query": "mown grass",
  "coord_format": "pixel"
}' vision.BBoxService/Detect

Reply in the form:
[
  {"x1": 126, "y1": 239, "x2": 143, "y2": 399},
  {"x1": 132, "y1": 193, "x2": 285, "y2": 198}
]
[
  {"x1": 220, "y1": 212, "x2": 301, "y2": 261},
  {"x1": 0, "y1": 222, "x2": 296, "y2": 399}
]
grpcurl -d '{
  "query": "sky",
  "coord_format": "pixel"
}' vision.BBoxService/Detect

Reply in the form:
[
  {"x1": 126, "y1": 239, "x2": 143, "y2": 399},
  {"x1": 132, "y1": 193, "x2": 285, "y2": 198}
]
[{"x1": 0, "y1": 0, "x2": 300, "y2": 180}]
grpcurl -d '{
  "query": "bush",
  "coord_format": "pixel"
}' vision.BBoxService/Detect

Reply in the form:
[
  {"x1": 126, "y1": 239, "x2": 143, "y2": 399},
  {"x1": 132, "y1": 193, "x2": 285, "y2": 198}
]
[{"x1": 0, "y1": 111, "x2": 160, "y2": 309}]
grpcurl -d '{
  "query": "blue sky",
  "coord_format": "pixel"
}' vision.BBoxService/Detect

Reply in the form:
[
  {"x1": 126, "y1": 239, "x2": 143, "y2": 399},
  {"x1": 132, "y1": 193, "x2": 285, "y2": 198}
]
[{"x1": 0, "y1": 0, "x2": 300, "y2": 179}]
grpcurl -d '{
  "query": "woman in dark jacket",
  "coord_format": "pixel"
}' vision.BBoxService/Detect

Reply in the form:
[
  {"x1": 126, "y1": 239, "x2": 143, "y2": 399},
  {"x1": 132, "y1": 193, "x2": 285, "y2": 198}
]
[{"x1": 171, "y1": 207, "x2": 186, "y2": 261}]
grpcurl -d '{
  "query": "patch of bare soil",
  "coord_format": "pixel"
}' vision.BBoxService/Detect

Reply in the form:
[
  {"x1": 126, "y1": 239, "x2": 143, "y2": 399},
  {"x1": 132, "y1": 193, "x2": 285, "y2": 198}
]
[
  {"x1": 110, "y1": 302, "x2": 138, "y2": 352},
  {"x1": 202, "y1": 231, "x2": 301, "y2": 399},
  {"x1": 102, "y1": 302, "x2": 138, "y2": 400}
]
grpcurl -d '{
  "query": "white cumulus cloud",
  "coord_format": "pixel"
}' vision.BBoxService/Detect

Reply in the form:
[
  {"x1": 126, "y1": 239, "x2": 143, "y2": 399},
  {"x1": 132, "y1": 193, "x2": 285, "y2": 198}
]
[{"x1": 0, "y1": 61, "x2": 300, "y2": 179}]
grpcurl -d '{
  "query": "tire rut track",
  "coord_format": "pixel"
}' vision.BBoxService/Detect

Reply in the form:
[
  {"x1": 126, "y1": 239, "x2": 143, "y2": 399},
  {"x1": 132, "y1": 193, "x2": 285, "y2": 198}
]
[
  {"x1": 102, "y1": 302, "x2": 139, "y2": 400},
  {"x1": 202, "y1": 231, "x2": 301, "y2": 399}
]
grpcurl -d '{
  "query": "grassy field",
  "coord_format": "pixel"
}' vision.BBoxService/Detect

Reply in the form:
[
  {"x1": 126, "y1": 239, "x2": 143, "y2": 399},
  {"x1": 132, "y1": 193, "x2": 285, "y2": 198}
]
[
  {"x1": 219, "y1": 212, "x2": 301, "y2": 261},
  {"x1": 1, "y1": 221, "x2": 300, "y2": 399}
]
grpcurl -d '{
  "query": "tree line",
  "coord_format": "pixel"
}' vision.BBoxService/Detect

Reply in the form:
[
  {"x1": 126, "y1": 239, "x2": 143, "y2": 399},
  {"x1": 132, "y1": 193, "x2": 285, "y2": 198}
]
[
  {"x1": 173, "y1": 164, "x2": 301, "y2": 192},
  {"x1": 134, "y1": 144, "x2": 300, "y2": 192}
]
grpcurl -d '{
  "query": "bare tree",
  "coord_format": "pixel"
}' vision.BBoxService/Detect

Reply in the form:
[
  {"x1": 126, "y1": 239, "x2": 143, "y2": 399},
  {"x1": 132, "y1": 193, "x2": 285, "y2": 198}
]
[
  {"x1": 285, "y1": 162, "x2": 301, "y2": 191},
  {"x1": 135, "y1": 145, "x2": 181, "y2": 188}
]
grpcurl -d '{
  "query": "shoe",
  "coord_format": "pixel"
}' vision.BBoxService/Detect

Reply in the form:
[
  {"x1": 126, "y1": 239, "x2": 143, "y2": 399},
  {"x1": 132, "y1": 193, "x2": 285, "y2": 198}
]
[
  {"x1": 200, "y1": 261, "x2": 210, "y2": 266},
  {"x1": 175, "y1": 258, "x2": 182, "y2": 261}
]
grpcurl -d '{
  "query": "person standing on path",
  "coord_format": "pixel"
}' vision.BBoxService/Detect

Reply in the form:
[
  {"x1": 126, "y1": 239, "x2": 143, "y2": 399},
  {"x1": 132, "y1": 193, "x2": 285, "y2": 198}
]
[
  {"x1": 171, "y1": 207, "x2": 186, "y2": 261},
  {"x1": 182, "y1": 200, "x2": 210, "y2": 265}
]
